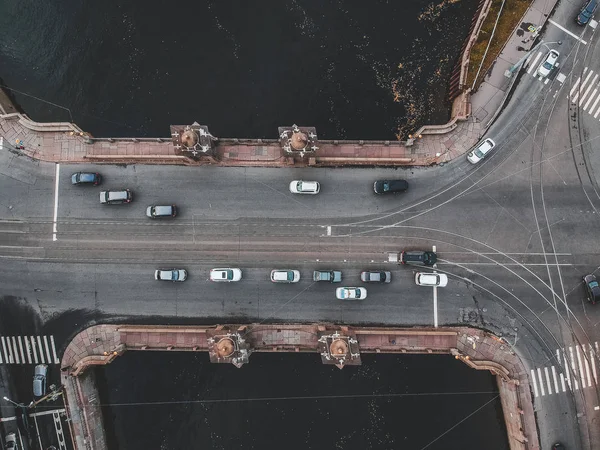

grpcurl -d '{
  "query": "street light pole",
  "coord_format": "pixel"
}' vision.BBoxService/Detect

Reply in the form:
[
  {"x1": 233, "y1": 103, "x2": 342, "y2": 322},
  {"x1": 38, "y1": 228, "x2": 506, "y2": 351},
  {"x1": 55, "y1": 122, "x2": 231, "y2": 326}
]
[
  {"x1": 504, "y1": 40, "x2": 562, "y2": 77},
  {"x1": 3, "y1": 396, "x2": 34, "y2": 409}
]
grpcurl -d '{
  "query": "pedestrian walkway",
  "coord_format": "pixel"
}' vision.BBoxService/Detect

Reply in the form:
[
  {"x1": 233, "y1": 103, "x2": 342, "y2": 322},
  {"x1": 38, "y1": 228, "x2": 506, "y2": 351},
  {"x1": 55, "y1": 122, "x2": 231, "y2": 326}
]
[
  {"x1": 0, "y1": 335, "x2": 60, "y2": 365},
  {"x1": 567, "y1": 67, "x2": 600, "y2": 119},
  {"x1": 529, "y1": 341, "x2": 598, "y2": 398}
]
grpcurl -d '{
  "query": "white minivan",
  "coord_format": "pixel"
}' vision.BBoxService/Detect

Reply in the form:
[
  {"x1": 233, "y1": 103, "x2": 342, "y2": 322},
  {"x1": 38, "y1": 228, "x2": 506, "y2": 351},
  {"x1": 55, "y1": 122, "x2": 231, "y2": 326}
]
[{"x1": 467, "y1": 138, "x2": 496, "y2": 164}]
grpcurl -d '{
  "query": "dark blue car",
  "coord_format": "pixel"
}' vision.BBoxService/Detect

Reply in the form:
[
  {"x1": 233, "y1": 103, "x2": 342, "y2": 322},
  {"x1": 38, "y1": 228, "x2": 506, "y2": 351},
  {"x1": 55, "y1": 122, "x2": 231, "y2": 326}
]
[
  {"x1": 577, "y1": 0, "x2": 598, "y2": 25},
  {"x1": 71, "y1": 172, "x2": 102, "y2": 185}
]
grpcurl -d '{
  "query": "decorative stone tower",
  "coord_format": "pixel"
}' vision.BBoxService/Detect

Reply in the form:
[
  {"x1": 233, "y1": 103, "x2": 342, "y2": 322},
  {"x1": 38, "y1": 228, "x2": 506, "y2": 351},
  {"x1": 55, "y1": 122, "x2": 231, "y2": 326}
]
[
  {"x1": 278, "y1": 124, "x2": 318, "y2": 157},
  {"x1": 317, "y1": 330, "x2": 361, "y2": 369},
  {"x1": 170, "y1": 121, "x2": 217, "y2": 159},
  {"x1": 207, "y1": 327, "x2": 252, "y2": 368}
]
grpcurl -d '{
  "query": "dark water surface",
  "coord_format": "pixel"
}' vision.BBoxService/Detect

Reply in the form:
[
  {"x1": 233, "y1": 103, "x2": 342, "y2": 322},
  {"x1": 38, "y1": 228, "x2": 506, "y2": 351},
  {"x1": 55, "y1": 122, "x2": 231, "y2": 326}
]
[
  {"x1": 0, "y1": 0, "x2": 479, "y2": 139},
  {"x1": 97, "y1": 352, "x2": 509, "y2": 450}
]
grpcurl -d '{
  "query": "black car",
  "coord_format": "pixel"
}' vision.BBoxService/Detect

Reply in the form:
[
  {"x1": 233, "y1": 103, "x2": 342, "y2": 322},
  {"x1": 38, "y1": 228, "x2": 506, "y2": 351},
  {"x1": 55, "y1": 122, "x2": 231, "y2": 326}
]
[
  {"x1": 400, "y1": 250, "x2": 437, "y2": 266},
  {"x1": 374, "y1": 180, "x2": 409, "y2": 194},
  {"x1": 583, "y1": 274, "x2": 600, "y2": 304},
  {"x1": 577, "y1": 0, "x2": 598, "y2": 25},
  {"x1": 71, "y1": 172, "x2": 101, "y2": 185}
]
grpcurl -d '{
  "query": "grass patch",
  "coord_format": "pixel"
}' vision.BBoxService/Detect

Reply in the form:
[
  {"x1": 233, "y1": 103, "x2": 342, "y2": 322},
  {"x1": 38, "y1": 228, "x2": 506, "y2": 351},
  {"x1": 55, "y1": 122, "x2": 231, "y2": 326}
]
[{"x1": 466, "y1": 0, "x2": 532, "y2": 90}]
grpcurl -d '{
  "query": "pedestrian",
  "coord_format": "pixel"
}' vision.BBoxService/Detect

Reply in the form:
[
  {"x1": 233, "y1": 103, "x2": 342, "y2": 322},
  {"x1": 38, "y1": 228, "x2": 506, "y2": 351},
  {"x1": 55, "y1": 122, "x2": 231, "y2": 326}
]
[{"x1": 15, "y1": 139, "x2": 24, "y2": 150}]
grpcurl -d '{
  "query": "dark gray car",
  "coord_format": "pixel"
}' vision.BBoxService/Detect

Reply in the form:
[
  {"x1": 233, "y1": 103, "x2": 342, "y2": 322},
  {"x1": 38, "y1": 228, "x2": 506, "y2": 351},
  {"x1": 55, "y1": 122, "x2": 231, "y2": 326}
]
[
  {"x1": 146, "y1": 205, "x2": 177, "y2": 218},
  {"x1": 33, "y1": 364, "x2": 48, "y2": 397},
  {"x1": 360, "y1": 271, "x2": 391, "y2": 283},
  {"x1": 4, "y1": 432, "x2": 17, "y2": 450},
  {"x1": 313, "y1": 270, "x2": 342, "y2": 282},
  {"x1": 400, "y1": 250, "x2": 437, "y2": 266},
  {"x1": 100, "y1": 189, "x2": 132, "y2": 204}
]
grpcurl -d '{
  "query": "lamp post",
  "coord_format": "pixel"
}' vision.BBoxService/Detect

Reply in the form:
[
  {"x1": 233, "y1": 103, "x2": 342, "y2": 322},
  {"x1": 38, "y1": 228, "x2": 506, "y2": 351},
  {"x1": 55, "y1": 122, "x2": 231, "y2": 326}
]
[
  {"x1": 3, "y1": 396, "x2": 33, "y2": 409},
  {"x1": 504, "y1": 40, "x2": 562, "y2": 78}
]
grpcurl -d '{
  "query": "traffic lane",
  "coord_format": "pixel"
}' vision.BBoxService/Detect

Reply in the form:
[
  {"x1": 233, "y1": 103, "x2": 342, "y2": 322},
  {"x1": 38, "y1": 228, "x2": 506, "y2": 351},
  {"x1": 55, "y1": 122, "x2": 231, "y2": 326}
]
[{"x1": 56, "y1": 163, "x2": 465, "y2": 221}]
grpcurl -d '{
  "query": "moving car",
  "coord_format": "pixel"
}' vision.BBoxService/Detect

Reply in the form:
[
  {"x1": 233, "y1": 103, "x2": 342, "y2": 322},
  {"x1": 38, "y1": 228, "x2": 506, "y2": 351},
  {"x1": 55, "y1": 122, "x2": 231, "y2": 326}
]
[
  {"x1": 467, "y1": 138, "x2": 496, "y2": 164},
  {"x1": 336, "y1": 287, "x2": 367, "y2": 300},
  {"x1": 4, "y1": 432, "x2": 17, "y2": 450},
  {"x1": 373, "y1": 180, "x2": 409, "y2": 194},
  {"x1": 400, "y1": 250, "x2": 437, "y2": 266},
  {"x1": 100, "y1": 189, "x2": 132, "y2": 204},
  {"x1": 577, "y1": 0, "x2": 598, "y2": 25},
  {"x1": 155, "y1": 269, "x2": 187, "y2": 282},
  {"x1": 146, "y1": 205, "x2": 177, "y2": 218},
  {"x1": 415, "y1": 272, "x2": 448, "y2": 287},
  {"x1": 537, "y1": 50, "x2": 560, "y2": 78},
  {"x1": 210, "y1": 268, "x2": 242, "y2": 282},
  {"x1": 33, "y1": 364, "x2": 48, "y2": 397},
  {"x1": 71, "y1": 172, "x2": 101, "y2": 185},
  {"x1": 583, "y1": 274, "x2": 599, "y2": 304},
  {"x1": 271, "y1": 269, "x2": 300, "y2": 283},
  {"x1": 313, "y1": 270, "x2": 342, "y2": 282},
  {"x1": 360, "y1": 271, "x2": 391, "y2": 283},
  {"x1": 289, "y1": 180, "x2": 320, "y2": 194}
]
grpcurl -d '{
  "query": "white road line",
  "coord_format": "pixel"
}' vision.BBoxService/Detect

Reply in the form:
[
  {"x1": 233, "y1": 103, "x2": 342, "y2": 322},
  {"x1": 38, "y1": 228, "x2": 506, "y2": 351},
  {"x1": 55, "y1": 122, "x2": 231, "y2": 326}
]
[
  {"x1": 570, "y1": 74, "x2": 583, "y2": 98},
  {"x1": 559, "y1": 371, "x2": 566, "y2": 392},
  {"x1": 2, "y1": 337, "x2": 10, "y2": 364},
  {"x1": 11, "y1": 337, "x2": 19, "y2": 364},
  {"x1": 327, "y1": 226, "x2": 331, "y2": 236},
  {"x1": 569, "y1": 347, "x2": 579, "y2": 389},
  {"x1": 584, "y1": 345, "x2": 592, "y2": 387},
  {"x1": 50, "y1": 336, "x2": 59, "y2": 364},
  {"x1": 33, "y1": 413, "x2": 43, "y2": 450},
  {"x1": 576, "y1": 345, "x2": 586, "y2": 388},
  {"x1": 24, "y1": 337, "x2": 32, "y2": 364},
  {"x1": 574, "y1": 70, "x2": 594, "y2": 103},
  {"x1": 53, "y1": 163, "x2": 60, "y2": 241},
  {"x1": 544, "y1": 367, "x2": 552, "y2": 394},
  {"x1": 43, "y1": 335, "x2": 52, "y2": 363},
  {"x1": 17, "y1": 337, "x2": 25, "y2": 364},
  {"x1": 549, "y1": 19, "x2": 588, "y2": 44},
  {"x1": 0, "y1": 338, "x2": 3, "y2": 363},
  {"x1": 528, "y1": 52, "x2": 543, "y2": 74},
  {"x1": 31, "y1": 336, "x2": 39, "y2": 364},
  {"x1": 537, "y1": 368, "x2": 546, "y2": 396},
  {"x1": 563, "y1": 350, "x2": 572, "y2": 390},
  {"x1": 531, "y1": 370, "x2": 539, "y2": 397},
  {"x1": 591, "y1": 344, "x2": 598, "y2": 383},
  {"x1": 551, "y1": 366, "x2": 560, "y2": 393},
  {"x1": 29, "y1": 408, "x2": 66, "y2": 418},
  {"x1": 589, "y1": 91, "x2": 600, "y2": 115},
  {"x1": 37, "y1": 336, "x2": 45, "y2": 364},
  {"x1": 580, "y1": 74, "x2": 598, "y2": 106},
  {"x1": 0, "y1": 137, "x2": 3, "y2": 150},
  {"x1": 584, "y1": 88, "x2": 598, "y2": 111}
]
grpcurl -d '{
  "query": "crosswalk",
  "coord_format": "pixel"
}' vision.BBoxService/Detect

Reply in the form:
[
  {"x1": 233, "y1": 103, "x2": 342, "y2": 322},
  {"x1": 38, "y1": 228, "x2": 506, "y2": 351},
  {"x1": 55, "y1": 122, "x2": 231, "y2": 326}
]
[
  {"x1": 530, "y1": 341, "x2": 599, "y2": 398},
  {"x1": 567, "y1": 67, "x2": 600, "y2": 119},
  {"x1": 525, "y1": 51, "x2": 560, "y2": 84},
  {"x1": 0, "y1": 335, "x2": 60, "y2": 365}
]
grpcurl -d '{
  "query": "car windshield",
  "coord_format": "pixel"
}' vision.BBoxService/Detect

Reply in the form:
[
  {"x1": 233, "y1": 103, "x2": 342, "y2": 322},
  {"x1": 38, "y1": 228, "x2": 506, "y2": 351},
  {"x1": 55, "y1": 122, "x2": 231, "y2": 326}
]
[
  {"x1": 224, "y1": 270, "x2": 233, "y2": 279},
  {"x1": 543, "y1": 61, "x2": 553, "y2": 70},
  {"x1": 353, "y1": 289, "x2": 361, "y2": 297},
  {"x1": 287, "y1": 272, "x2": 294, "y2": 281},
  {"x1": 474, "y1": 149, "x2": 485, "y2": 158},
  {"x1": 296, "y1": 182, "x2": 303, "y2": 190},
  {"x1": 383, "y1": 182, "x2": 390, "y2": 192},
  {"x1": 590, "y1": 281, "x2": 599, "y2": 289}
]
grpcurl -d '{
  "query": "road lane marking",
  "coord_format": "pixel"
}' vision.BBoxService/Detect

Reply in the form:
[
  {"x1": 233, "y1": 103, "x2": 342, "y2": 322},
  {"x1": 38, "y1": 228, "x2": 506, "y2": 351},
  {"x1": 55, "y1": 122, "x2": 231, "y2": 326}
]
[
  {"x1": 50, "y1": 336, "x2": 59, "y2": 364},
  {"x1": 563, "y1": 350, "x2": 572, "y2": 390},
  {"x1": 11, "y1": 337, "x2": 19, "y2": 364},
  {"x1": 584, "y1": 345, "x2": 592, "y2": 388},
  {"x1": 37, "y1": 336, "x2": 45, "y2": 364},
  {"x1": 31, "y1": 336, "x2": 39, "y2": 364},
  {"x1": 530, "y1": 370, "x2": 539, "y2": 397},
  {"x1": 569, "y1": 347, "x2": 579, "y2": 389},
  {"x1": 551, "y1": 365, "x2": 560, "y2": 393},
  {"x1": 584, "y1": 88, "x2": 598, "y2": 111},
  {"x1": 327, "y1": 226, "x2": 331, "y2": 236},
  {"x1": 43, "y1": 335, "x2": 52, "y2": 363},
  {"x1": 569, "y1": 73, "x2": 584, "y2": 98},
  {"x1": 573, "y1": 70, "x2": 594, "y2": 104},
  {"x1": 580, "y1": 74, "x2": 599, "y2": 106},
  {"x1": 537, "y1": 368, "x2": 546, "y2": 395},
  {"x1": 24, "y1": 337, "x2": 32, "y2": 364},
  {"x1": 549, "y1": 19, "x2": 588, "y2": 43},
  {"x1": 576, "y1": 345, "x2": 586, "y2": 387},
  {"x1": 544, "y1": 367, "x2": 552, "y2": 394},
  {"x1": 2, "y1": 337, "x2": 11, "y2": 363},
  {"x1": 17, "y1": 337, "x2": 25, "y2": 364},
  {"x1": 589, "y1": 90, "x2": 600, "y2": 115},
  {"x1": 591, "y1": 344, "x2": 598, "y2": 383},
  {"x1": 527, "y1": 52, "x2": 543, "y2": 74},
  {"x1": 53, "y1": 164, "x2": 60, "y2": 241}
]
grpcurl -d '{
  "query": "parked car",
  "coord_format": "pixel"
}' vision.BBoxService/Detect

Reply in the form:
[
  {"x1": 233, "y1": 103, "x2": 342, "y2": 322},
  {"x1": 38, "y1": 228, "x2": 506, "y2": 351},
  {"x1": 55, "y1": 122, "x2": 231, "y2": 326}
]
[
  {"x1": 100, "y1": 189, "x2": 132, "y2": 204},
  {"x1": 271, "y1": 269, "x2": 300, "y2": 283},
  {"x1": 336, "y1": 287, "x2": 367, "y2": 300},
  {"x1": 583, "y1": 274, "x2": 600, "y2": 304},
  {"x1": 552, "y1": 444, "x2": 565, "y2": 450},
  {"x1": 577, "y1": 0, "x2": 598, "y2": 24},
  {"x1": 71, "y1": 172, "x2": 101, "y2": 185},
  {"x1": 33, "y1": 364, "x2": 48, "y2": 397},
  {"x1": 4, "y1": 432, "x2": 17, "y2": 450},
  {"x1": 467, "y1": 138, "x2": 496, "y2": 164},
  {"x1": 537, "y1": 50, "x2": 560, "y2": 78},
  {"x1": 313, "y1": 270, "x2": 342, "y2": 282},
  {"x1": 360, "y1": 271, "x2": 391, "y2": 283},
  {"x1": 415, "y1": 272, "x2": 448, "y2": 287},
  {"x1": 146, "y1": 205, "x2": 177, "y2": 218},
  {"x1": 210, "y1": 268, "x2": 242, "y2": 282},
  {"x1": 155, "y1": 269, "x2": 187, "y2": 282},
  {"x1": 289, "y1": 180, "x2": 320, "y2": 194},
  {"x1": 400, "y1": 250, "x2": 437, "y2": 266},
  {"x1": 373, "y1": 180, "x2": 408, "y2": 194}
]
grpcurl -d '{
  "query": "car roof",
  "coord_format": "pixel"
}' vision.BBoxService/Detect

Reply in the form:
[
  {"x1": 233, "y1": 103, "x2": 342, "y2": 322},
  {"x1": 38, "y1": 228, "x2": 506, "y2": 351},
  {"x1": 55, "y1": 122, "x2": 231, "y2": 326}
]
[
  {"x1": 153, "y1": 205, "x2": 173, "y2": 213},
  {"x1": 300, "y1": 181, "x2": 318, "y2": 190}
]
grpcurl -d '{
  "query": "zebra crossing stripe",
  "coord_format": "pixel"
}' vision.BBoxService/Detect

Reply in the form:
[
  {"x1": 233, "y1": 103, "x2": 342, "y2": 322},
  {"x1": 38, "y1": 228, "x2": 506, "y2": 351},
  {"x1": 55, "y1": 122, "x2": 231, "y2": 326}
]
[
  {"x1": 559, "y1": 371, "x2": 566, "y2": 393},
  {"x1": 537, "y1": 368, "x2": 546, "y2": 396},
  {"x1": 580, "y1": 73, "x2": 598, "y2": 106},
  {"x1": 591, "y1": 344, "x2": 598, "y2": 383},
  {"x1": 576, "y1": 345, "x2": 586, "y2": 388},
  {"x1": 37, "y1": 336, "x2": 45, "y2": 364},
  {"x1": 17, "y1": 337, "x2": 25, "y2": 364},
  {"x1": 551, "y1": 366, "x2": 560, "y2": 393},
  {"x1": 584, "y1": 347, "x2": 592, "y2": 388},
  {"x1": 11, "y1": 337, "x2": 19, "y2": 364},
  {"x1": 50, "y1": 336, "x2": 59, "y2": 364},
  {"x1": 569, "y1": 347, "x2": 579, "y2": 389},
  {"x1": 574, "y1": 70, "x2": 594, "y2": 103},
  {"x1": 531, "y1": 370, "x2": 539, "y2": 397},
  {"x1": 24, "y1": 338, "x2": 32, "y2": 364},
  {"x1": 1, "y1": 337, "x2": 8, "y2": 364},
  {"x1": 569, "y1": 73, "x2": 583, "y2": 99},
  {"x1": 584, "y1": 88, "x2": 598, "y2": 111},
  {"x1": 528, "y1": 52, "x2": 544, "y2": 75},
  {"x1": 544, "y1": 367, "x2": 552, "y2": 394},
  {"x1": 563, "y1": 350, "x2": 572, "y2": 390},
  {"x1": 31, "y1": 337, "x2": 38, "y2": 364},
  {"x1": 43, "y1": 336, "x2": 52, "y2": 364},
  {"x1": 589, "y1": 92, "x2": 600, "y2": 116}
]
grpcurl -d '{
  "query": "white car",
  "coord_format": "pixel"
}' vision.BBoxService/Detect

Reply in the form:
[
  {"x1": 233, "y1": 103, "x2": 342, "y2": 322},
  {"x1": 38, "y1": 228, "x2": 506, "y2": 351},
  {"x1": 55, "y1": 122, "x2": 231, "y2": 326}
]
[
  {"x1": 155, "y1": 269, "x2": 187, "y2": 282},
  {"x1": 210, "y1": 268, "x2": 242, "y2": 282},
  {"x1": 336, "y1": 287, "x2": 367, "y2": 300},
  {"x1": 467, "y1": 138, "x2": 496, "y2": 164},
  {"x1": 289, "y1": 180, "x2": 320, "y2": 194},
  {"x1": 270, "y1": 269, "x2": 301, "y2": 283},
  {"x1": 537, "y1": 50, "x2": 559, "y2": 78},
  {"x1": 415, "y1": 272, "x2": 448, "y2": 287}
]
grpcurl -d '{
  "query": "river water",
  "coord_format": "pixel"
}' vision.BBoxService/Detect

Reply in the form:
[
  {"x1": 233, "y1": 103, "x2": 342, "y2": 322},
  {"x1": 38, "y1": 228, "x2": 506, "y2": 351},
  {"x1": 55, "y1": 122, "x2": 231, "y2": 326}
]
[
  {"x1": 97, "y1": 352, "x2": 509, "y2": 450},
  {"x1": 0, "y1": 0, "x2": 479, "y2": 139}
]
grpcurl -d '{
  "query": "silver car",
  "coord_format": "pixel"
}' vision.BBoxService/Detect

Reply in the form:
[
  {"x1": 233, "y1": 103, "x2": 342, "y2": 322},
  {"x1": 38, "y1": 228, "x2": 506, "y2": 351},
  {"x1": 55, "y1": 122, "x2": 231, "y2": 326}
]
[
  {"x1": 155, "y1": 269, "x2": 187, "y2": 282},
  {"x1": 33, "y1": 364, "x2": 48, "y2": 397},
  {"x1": 289, "y1": 180, "x2": 320, "y2": 194},
  {"x1": 4, "y1": 432, "x2": 17, "y2": 450},
  {"x1": 537, "y1": 50, "x2": 559, "y2": 78},
  {"x1": 270, "y1": 269, "x2": 300, "y2": 283}
]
